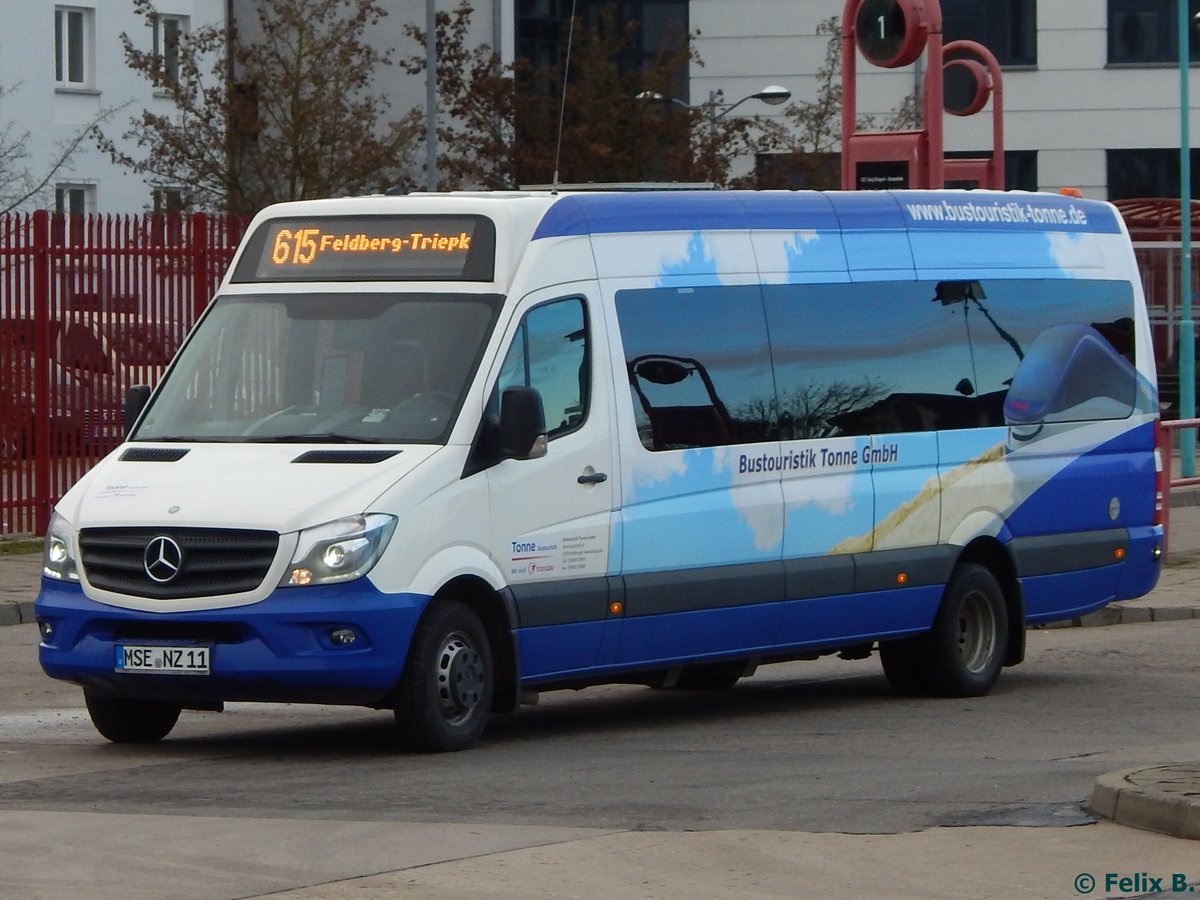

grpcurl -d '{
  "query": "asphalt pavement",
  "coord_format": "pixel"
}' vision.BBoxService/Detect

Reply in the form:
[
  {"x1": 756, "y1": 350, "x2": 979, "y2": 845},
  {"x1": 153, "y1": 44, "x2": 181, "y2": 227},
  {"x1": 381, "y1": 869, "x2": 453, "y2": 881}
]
[{"x1": 2, "y1": 499, "x2": 1198, "y2": 843}]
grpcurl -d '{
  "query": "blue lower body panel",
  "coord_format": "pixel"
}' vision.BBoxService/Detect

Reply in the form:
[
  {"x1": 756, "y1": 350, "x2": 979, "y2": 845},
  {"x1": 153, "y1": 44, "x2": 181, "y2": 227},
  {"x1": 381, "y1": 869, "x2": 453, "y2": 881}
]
[
  {"x1": 1022, "y1": 525, "x2": 1162, "y2": 624},
  {"x1": 36, "y1": 578, "x2": 429, "y2": 706}
]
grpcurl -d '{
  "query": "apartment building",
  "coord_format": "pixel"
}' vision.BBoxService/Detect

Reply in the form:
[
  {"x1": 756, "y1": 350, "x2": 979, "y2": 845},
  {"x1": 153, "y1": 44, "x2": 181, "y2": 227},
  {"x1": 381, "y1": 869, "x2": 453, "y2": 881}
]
[
  {"x1": 0, "y1": 1, "x2": 226, "y2": 214},
  {"x1": 2, "y1": 0, "x2": 1196, "y2": 211}
]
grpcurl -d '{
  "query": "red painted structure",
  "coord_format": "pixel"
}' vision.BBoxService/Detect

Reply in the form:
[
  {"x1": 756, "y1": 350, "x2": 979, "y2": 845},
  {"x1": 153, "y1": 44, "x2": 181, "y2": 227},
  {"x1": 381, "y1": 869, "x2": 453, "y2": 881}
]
[
  {"x1": 0, "y1": 211, "x2": 246, "y2": 535},
  {"x1": 942, "y1": 40, "x2": 1004, "y2": 190},
  {"x1": 1112, "y1": 198, "x2": 1200, "y2": 419},
  {"x1": 840, "y1": 0, "x2": 1004, "y2": 191}
]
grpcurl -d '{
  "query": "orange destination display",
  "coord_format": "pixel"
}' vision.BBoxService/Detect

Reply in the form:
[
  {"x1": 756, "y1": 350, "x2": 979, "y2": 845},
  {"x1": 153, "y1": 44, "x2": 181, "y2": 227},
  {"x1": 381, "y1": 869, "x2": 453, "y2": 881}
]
[{"x1": 232, "y1": 215, "x2": 496, "y2": 282}]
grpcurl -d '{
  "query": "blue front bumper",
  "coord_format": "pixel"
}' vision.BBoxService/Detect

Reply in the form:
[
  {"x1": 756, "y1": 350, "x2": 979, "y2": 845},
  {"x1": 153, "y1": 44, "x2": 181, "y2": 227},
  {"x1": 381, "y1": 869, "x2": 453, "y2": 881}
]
[{"x1": 36, "y1": 578, "x2": 430, "y2": 706}]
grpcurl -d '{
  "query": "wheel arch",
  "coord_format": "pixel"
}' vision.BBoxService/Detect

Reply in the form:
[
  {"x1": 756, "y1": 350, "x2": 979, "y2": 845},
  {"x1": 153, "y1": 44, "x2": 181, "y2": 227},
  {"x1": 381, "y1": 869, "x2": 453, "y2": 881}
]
[
  {"x1": 955, "y1": 536, "x2": 1025, "y2": 667},
  {"x1": 426, "y1": 574, "x2": 521, "y2": 714}
]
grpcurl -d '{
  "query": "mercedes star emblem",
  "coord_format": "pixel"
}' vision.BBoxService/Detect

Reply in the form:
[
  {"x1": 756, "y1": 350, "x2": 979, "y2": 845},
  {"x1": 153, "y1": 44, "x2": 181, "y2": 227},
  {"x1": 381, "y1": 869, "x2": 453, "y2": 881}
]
[{"x1": 143, "y1": 535, "x2": 184, "y2": 583}]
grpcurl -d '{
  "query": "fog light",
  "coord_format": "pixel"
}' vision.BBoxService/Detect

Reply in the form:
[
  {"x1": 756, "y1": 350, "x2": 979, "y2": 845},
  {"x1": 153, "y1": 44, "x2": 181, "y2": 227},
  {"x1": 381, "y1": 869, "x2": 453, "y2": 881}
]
[
  {"x1": 38, "y1": 620, "x2": 54, "y2": 640},
  {"x1": 329, "y1": 628, "x2": 357, "y2": 646}
]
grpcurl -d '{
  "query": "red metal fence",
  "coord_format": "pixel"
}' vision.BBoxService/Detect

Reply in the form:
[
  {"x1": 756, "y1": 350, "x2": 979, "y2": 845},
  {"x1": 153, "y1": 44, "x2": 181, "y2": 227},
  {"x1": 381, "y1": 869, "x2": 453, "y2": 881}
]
[{"x1": 1, "y1": 211, "x2": 246, "y2": 536}]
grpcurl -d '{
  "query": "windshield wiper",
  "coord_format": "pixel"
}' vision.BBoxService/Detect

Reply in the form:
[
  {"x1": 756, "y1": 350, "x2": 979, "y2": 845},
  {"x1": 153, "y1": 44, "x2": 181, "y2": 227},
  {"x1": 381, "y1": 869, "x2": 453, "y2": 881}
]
[
  {"x1": 241, "y1": 433, "x2": 387, "y2": 444},
  {"x1": 133, "y1": 436, "x2": 222, "y2": 443}
]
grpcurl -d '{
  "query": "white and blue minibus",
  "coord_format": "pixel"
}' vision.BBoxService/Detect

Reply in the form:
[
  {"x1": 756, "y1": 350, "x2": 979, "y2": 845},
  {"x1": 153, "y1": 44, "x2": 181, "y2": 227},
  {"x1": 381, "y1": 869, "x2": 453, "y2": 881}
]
[{"x1": 36, "y1": 188, "x2": 1165, "y2": 750}]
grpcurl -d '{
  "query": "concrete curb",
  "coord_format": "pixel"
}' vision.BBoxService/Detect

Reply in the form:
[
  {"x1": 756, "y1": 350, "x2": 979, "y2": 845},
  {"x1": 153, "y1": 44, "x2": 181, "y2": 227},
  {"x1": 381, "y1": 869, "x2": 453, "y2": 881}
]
[
  {"x1": 0, "y1": 599, "x2": 36, "y2": 627},
  {"x1": 1091, "y1": 765, "x2": 1200, "y2": 840},
  {"x1": 1035, "y1": 603, "x2": 1200, "y2": 630}
]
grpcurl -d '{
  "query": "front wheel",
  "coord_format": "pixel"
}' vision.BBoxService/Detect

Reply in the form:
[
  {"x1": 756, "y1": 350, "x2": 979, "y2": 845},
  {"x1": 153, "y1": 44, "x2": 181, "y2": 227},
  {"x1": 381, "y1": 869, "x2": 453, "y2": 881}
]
[
  {"x1": 84, "y1": 693, "x2": 181, "y2": 743},
  {"x1": 394, "y1": 601, "x2": 494, "y2": 752},
  {"x1": 919, "y1": 564, "x2": 1008, "y2": 697}
]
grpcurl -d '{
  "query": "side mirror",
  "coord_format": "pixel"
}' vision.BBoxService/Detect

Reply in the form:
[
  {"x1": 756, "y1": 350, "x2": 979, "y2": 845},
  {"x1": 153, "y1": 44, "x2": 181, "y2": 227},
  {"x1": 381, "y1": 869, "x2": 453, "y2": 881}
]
[
  {"x1": 499, "y1": 386, "x2": 547, "y2": 459},
  {"x1": 123, "y1": 385, "x2": 152, "y2": 437}
]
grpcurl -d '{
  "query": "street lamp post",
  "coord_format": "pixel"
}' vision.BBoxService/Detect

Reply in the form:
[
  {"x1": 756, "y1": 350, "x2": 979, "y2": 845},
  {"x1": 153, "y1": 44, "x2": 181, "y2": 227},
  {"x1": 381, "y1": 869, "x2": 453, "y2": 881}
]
[
  {"x1": 637, "y1": 84, "x2": 792, "y2": 121},
  {"x1": 425, "y1": 0, "x2": 438, "y2": 192},
  {"x1": 707, "y1": 85, "x2": 792, "y2": 120},
  {"x1": 1182, "y1": 2, "x2": 1196, "y2": 476}
]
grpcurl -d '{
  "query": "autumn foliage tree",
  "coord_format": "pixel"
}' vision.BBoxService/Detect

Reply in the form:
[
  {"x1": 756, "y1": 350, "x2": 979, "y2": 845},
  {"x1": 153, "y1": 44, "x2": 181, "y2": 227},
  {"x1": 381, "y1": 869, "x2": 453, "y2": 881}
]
[
  {"x1": 100, "y1": 0, "x2": 422, "y2": 214},
  {"x1": 402, "y1": 2, "x2": 787, "y2": 190}
]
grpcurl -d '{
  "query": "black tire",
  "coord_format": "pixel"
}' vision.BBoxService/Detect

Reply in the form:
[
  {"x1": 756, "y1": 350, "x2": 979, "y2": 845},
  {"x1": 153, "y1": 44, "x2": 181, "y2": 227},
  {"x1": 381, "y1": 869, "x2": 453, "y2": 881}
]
[
  {"x1": 878, "y1": 637, "x2": 929, "y2": 695},
  {"x1": 919, "y1": 564, "x2": 1008, "y2": 697},
  {"x1": 84, "y1": 693, "x2": 181, "y2": 744},
  {"x1": 394, "y1": 601, "x2": 494, "y2": 752}
]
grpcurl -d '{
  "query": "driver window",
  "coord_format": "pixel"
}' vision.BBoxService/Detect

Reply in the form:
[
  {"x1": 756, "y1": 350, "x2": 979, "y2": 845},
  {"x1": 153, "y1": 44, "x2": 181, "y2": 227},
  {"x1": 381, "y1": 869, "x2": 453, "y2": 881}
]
[{"x1": 497, "y1": 298, "x2": 588, "y2": 438}]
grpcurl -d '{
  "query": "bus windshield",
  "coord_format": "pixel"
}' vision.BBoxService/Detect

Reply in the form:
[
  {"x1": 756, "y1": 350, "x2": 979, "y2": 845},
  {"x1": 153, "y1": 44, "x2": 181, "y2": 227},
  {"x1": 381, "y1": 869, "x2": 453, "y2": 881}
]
[{"x1": 134, "y1": 292, "x2": 502, "y2": 444}]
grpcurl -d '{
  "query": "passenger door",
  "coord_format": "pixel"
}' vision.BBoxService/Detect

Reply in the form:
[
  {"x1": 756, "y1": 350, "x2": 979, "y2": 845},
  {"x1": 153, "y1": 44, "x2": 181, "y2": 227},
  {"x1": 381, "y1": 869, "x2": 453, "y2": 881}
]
[
  {"x1": 484, "y1": 289, "x2": 619, "y2": 680},
  {"x1": 609, "y1": 282, "x2": 786, "y2": 666}
]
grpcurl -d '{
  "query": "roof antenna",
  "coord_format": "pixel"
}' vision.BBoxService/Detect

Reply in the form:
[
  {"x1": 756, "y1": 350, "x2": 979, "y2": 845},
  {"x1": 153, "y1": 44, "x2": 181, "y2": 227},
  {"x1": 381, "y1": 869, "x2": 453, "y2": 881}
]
[{"x1": 551, "y1": 0, "x2": 578, "y2": 190}]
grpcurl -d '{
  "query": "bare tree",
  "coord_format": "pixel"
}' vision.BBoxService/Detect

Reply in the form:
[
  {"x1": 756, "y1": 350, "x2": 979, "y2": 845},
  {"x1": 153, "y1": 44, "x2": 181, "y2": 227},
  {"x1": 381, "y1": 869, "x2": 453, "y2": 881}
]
[
  {"x1": 777, "y1": 379, "x2": 890, "y2": 439},
  {"x1": 99, "y1": 0, "x2": 423, "y2": 214},
  {"x1": 0, "y1": 83, "x2": 123, "y2": 214}
]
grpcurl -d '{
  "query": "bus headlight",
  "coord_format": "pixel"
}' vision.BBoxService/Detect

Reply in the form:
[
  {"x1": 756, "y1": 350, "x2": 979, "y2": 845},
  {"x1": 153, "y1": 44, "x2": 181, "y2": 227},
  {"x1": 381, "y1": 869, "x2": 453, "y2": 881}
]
[
  {"x1": 282, "y1": 514, "x2": 397, "y2": 587},
  {"x1": 42, "y1": 511, "x2": 80, "y2": 582}
]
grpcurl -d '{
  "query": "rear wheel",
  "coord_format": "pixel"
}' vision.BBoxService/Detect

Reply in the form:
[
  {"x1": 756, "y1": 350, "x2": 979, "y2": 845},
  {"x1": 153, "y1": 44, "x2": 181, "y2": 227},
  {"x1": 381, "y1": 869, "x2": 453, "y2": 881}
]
[
  {"x1": 84, "y1": 693, "x2": 181, "y2": 743},
  {"x1": 394, "y1": 601, "x2": 494, "y2": 752},
  {"x1": 919, "y1": 564, "x2": 1008, "y2": 697}
]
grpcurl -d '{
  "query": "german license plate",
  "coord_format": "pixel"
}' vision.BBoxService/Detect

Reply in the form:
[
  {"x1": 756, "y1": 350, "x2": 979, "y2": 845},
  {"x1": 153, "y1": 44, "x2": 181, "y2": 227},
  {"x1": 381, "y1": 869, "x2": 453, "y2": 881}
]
[{"x1": 116, "y1": 645, "x2": 210, "y2": 675}]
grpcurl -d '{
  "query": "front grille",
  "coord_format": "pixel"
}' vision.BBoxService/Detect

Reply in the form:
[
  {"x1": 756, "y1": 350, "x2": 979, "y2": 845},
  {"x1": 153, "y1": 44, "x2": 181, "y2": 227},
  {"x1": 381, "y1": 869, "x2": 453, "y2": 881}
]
[{"x1": 79, "y1": 527, "x2": 279, "y2": 599}]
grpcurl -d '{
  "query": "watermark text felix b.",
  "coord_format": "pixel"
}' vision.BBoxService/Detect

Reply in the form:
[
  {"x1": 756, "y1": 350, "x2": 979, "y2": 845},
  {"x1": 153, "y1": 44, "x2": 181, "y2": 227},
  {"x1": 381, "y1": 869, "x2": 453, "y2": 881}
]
[{"x1": 1074, "y1": 872, "x2": 1199, "y2": 894}]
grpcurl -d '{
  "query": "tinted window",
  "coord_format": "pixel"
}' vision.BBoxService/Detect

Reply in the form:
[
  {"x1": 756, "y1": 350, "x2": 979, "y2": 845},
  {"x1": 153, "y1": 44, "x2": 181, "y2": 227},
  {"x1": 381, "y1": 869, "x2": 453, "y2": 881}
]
[
  {"x1": 496, "y1": 297, "x2": 589, "y2": 438},
  {"x1": 616, "y1": 285, "x2": 774, "y2": 450},
  {"x1": 615, "y1": 279, "x2": 1139, "y2": 447},
  {"x1": 765, "y1": 282, "x2": 979, "y2": 437},
  {"x1": 966, "y1": 279, "x2": 1137, "y2": 424}
]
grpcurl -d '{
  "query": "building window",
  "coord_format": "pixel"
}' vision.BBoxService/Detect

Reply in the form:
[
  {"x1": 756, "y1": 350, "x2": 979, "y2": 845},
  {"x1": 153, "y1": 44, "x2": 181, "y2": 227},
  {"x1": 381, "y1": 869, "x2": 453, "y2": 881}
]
[
  {"x1": 54, "y1": 183, "x2": 95, "y2": 245},
  {"x1": 945, "y1": 150, "x2": 1039, "y2": 191},
  {"x1": 516, "y1": 0, "x2": 689, "y2": 95},
  {"x1": 150, "y1": 187, "x2": 187, "y2": 244},
  {"x1": 55, "y1": 183, "x2": 94, "y2": 216},
  {"x1": 1107, "y1": 149, "x2": 1200, "y2": 200},
  {"x1": 152, "y1": 14, "x2": 188, "y2": 87},
  {"x1": 941, "y1": 0, "x2": 1037, "y2": 67},
  {"x1": 152, "y1": 187, "x2": 187, "y2": 214},
  {"x1": 54, "y1": 6, "x2": 94, "y2": 87},
  {"x1": 1109, "y1": 0, "x2": 1200, "y2": 64}
]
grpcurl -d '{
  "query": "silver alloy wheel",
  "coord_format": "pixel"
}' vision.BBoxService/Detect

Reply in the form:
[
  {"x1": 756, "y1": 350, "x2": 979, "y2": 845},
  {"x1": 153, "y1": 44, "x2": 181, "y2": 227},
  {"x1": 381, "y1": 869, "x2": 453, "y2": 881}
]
[
  {"x1": 435, "y1": 631, "x2": 486, "y2": 724},
  {"x1": 957, "y1": 588, "x2": 999, "y2": 674}
]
